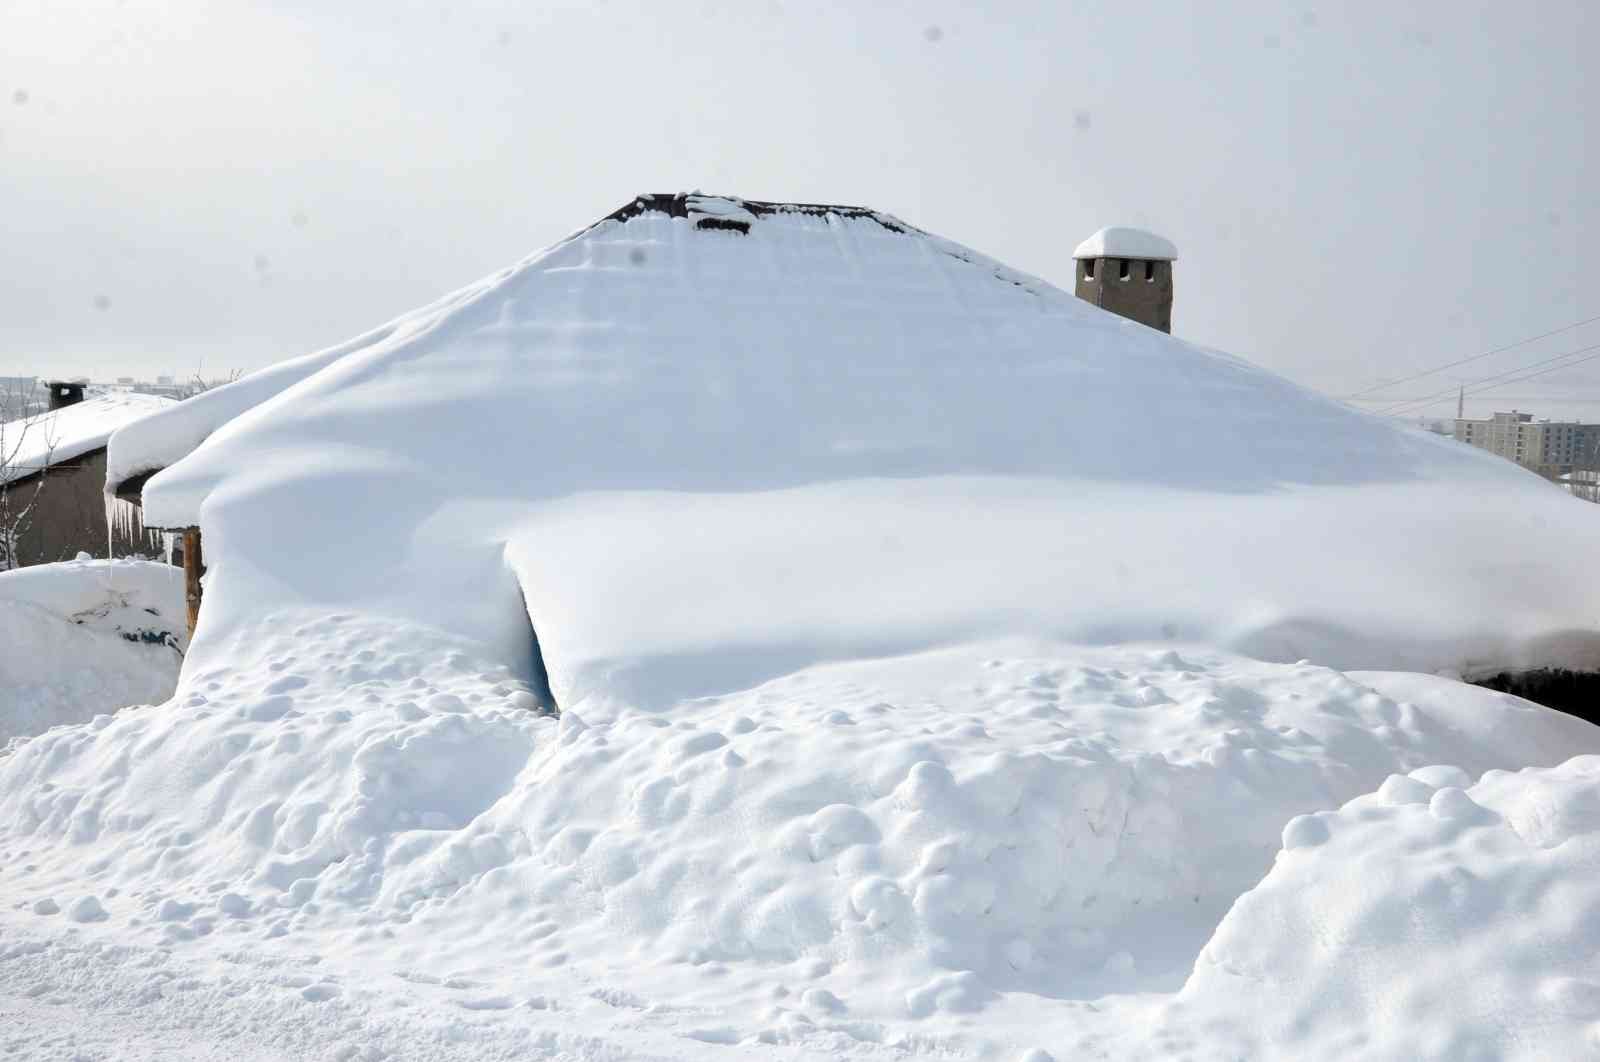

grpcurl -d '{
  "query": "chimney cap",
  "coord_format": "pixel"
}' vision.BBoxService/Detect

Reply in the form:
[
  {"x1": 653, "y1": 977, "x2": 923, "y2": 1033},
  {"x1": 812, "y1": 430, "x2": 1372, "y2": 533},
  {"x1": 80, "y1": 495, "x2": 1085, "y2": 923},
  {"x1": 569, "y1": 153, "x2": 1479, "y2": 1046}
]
[{"x1": 1073, "y1": 226, "x2": 1177, "y2": 262}]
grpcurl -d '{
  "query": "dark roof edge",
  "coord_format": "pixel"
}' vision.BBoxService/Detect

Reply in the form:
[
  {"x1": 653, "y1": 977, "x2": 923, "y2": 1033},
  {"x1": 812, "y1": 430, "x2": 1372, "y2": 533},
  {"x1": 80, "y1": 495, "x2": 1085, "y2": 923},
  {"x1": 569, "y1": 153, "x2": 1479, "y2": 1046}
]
[
  {"x1": 601, "y1": 193, "x2": 913, "y2": 235},
  {"x1": 110, "y1": 467, "x2": 160, "y2": 506},
  {"x1": 533, "y1": 192, "x2": 925, "y2": 263},
  {"x1": 3, "y1": 444, "x2": 109, "y2": 489}
]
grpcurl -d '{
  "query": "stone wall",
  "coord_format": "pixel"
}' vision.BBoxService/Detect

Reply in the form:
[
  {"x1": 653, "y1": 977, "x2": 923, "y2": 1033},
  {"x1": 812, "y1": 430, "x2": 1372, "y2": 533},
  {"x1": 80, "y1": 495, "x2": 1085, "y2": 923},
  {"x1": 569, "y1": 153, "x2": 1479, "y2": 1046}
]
[{"x1": 1074, "y1": 257, "x2": 1174, "y2": 333}]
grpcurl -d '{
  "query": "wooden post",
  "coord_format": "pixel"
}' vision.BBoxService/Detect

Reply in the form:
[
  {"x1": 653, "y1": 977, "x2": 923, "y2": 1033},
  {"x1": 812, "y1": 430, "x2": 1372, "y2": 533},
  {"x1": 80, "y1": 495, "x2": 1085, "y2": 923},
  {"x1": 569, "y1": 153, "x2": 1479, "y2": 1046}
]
[{"x1": 183, "y1": 526, "x2": 203, "y2": 641}]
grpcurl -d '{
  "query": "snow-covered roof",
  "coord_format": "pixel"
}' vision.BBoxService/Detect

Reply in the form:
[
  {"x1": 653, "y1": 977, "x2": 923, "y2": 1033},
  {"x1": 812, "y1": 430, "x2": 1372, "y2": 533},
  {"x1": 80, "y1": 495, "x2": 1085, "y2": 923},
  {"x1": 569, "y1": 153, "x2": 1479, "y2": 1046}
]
[
  {"x1": 123, "y1": 192, "x2": 1600, "y2": 704},
  {"x1": 106, "y1": 334, "x2": 398, "y2": 496},
  {"x1": 1073, "y1": 226, "x2": 1178, "y2": 261},
  {"x1": 105, "y1": 193, "x2": 1027, "y2": 500},
  {"x1": 1, "y1": 392, "x2": 175, "y2": 487}
]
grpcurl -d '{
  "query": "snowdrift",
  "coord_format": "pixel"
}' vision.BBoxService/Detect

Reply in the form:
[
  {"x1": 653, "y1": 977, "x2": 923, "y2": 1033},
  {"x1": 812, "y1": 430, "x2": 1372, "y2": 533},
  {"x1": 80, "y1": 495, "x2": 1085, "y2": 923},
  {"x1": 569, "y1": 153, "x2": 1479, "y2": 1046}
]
[
  {"x1": 1184, "y1": 755, "x2": 1600, "y2": 1059},
  {"x1": 0, "y1": 557, "x2": 184, "y2": 742}
]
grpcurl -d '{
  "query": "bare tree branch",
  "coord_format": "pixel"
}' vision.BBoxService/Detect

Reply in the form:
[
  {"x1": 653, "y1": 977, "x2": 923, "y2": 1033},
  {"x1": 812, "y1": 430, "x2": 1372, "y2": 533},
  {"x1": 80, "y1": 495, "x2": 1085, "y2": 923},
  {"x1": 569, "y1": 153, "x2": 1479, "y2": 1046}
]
[{"x1": 0, "y1": 378, "x2": 58, "y2": 571}]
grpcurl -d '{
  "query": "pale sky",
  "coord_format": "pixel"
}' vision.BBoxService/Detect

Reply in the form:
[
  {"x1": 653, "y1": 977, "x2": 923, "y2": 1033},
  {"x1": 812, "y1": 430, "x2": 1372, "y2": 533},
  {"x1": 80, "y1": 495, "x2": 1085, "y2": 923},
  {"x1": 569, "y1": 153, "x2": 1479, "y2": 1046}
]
[{"x1": 2, "y1": 0, "x2": 1593, "y2": 420}]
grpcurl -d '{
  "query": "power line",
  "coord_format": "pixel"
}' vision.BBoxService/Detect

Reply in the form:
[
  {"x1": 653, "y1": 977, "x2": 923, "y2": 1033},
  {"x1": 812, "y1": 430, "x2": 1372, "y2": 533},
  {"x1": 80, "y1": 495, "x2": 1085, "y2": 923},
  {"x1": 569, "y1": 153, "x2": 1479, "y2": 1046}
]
[
  {"x1": 1379, "y1": 350, "x2": 1600, "y2": 416},
  {"x1": 1341, "y1": 312, "x2": 1600, "y2": 400},
  {"x1": 1467, "y1": 347, "x2": 1600, "y2": 393},
  {"x1": 1356, "y1": 395, "x2": 1600, "y2": 405},
  {"x1": 1379, "y1": 344, "x2": 1600, "y2": 416},
  {"x1": 1373, "y1": 341, "x2": 1600, "y2": 417}
]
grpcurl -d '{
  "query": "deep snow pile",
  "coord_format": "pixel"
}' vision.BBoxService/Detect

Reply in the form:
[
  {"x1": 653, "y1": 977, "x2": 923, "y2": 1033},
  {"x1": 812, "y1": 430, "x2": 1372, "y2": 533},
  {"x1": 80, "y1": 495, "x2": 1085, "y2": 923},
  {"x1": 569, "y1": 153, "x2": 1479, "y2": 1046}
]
[
  {"x1": 4, "y1": 629, "x2": 1600, "y2": 1057},
  {"x1": 0, "y1": 557, "x2": 185, "y2": 743},
  {"x1": 1182, "y1": 755, "x2": 1600, "y2": 1059}
]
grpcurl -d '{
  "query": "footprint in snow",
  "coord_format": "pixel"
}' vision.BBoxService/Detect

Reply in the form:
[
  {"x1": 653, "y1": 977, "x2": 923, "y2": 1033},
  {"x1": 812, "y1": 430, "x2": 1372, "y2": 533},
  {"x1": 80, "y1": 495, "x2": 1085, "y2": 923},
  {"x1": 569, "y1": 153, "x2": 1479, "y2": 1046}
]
[{"x1": 246, "y1": 695, "x2": 295, "y2": 722}]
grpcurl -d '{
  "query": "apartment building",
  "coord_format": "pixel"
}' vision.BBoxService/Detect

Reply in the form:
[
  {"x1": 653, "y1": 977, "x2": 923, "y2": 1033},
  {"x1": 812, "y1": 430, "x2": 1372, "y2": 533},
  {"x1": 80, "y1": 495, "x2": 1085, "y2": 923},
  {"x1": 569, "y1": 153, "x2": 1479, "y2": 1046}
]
[{"x1": 1453, "y1": 411, "x2": 1600, "y2": 477}]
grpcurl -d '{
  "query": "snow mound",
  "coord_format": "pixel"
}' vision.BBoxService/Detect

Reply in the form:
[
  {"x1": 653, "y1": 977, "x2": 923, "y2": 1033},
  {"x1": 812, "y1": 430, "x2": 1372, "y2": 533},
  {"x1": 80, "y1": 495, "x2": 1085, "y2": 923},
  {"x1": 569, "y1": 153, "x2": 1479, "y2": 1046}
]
[
  {"x1": 1185, "y1": 756, "x2": 1600, "y2": 1060},
  {"x1": 420, "y1": 644, "x2": 1598, "y2": 1012},
  {"x1": 0, "y1": 610, "x2": 545, "y2": 896},
  {"x1": 0, "y1": 557, "x2": 185, "y2": 743},
  {"x1": 2, "y1": 392, "x2": 174, "y2": 486}
]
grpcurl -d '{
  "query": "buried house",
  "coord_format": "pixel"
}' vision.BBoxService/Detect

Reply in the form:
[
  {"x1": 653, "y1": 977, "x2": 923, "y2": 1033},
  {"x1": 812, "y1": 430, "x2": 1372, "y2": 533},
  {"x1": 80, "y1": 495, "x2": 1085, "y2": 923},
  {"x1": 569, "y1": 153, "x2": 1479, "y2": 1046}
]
[
  {"x1": 104, "y1": 193, "x2": 1600, "y2": 711},
  {"x1": 1, "y1": 385, "x2": 173, "y2": 569}
]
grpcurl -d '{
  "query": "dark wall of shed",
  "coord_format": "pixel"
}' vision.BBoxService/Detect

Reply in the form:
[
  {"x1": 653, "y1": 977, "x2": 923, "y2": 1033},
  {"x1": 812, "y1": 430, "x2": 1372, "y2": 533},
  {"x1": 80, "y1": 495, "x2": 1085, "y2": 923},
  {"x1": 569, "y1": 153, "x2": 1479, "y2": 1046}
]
[
  {"x1": 3, "y1": 448, "x2": 159, "y2": 567},
  {"x1": 1074, "y1": 258, "x2": 1174, "y2": 334},
  {"x1": 1473, "y1": 669, "x2": 1600, "y2": 729}
]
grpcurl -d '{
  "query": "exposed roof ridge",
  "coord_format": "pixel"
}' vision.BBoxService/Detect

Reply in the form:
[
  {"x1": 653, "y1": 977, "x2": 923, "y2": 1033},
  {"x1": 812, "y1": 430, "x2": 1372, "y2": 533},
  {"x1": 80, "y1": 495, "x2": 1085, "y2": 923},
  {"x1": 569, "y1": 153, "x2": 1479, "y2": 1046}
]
[{"x1": 601, "y1": 192, "x2": 916, "y2": 236}]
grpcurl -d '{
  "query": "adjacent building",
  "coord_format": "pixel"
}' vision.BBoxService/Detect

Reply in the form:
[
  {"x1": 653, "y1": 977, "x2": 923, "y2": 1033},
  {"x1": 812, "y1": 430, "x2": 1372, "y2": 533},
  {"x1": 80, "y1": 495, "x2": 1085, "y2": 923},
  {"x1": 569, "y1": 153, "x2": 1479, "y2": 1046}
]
[
  {"x1": 0, "y1": 384, "x2": 174, "y2": 568},
  {"x1": 1453, "y1": 411, "x2": 1600, "y2": 478}
]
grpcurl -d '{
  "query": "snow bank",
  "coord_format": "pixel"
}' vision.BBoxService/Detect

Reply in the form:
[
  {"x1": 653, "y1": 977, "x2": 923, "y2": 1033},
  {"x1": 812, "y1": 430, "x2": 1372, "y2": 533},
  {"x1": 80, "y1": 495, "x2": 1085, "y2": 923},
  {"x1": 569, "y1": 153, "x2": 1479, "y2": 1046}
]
[
  {"x1": 1073, "y1": 225, "x2": 1178, "y2": 261},
  {"x1": 3, "y1": 630, "x2": 1598, "y2": 1054},
  {"x1": 0, "y1": 557, "x2": 184, "y2": 742},
  {"x1": 1184, "y1": 755, "x2": 1600, "y2": 1059},
  {"x1": 0, "y1": 608, "x2": 547, "y2": 906},
  {"x1": 1, "y1": 392, "x2": 173, "y2": 486},
  {"x1": 417, "y1": 645, "x2": 1598, "y2": 1011}
]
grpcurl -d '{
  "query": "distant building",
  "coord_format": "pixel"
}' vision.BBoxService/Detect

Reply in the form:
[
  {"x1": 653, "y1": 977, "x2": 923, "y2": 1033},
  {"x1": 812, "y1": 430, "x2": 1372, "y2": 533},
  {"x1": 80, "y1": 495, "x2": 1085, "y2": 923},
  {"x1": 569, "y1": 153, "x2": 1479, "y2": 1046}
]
[
  {"x1": 1073, "y1": 227, "x2": 1177, "y2": 333},
  {"x1": 1453, "y1": 411, "x2": 1600, "y2": 478}
]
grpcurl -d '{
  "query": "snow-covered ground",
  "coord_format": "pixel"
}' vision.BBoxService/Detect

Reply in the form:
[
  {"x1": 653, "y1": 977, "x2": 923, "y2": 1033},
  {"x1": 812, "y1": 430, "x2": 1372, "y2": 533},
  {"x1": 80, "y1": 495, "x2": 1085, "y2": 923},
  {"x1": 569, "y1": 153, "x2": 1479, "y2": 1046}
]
[
  {"x1": 7, "y1": 196, "x2": 1600, "y2": 1057},
  {"x1": 4, "y1": 631, "x2": 1600, "y2": 1059},
  {"x1": 0, "y1": 556, "x2": 184, "y2": 744}
]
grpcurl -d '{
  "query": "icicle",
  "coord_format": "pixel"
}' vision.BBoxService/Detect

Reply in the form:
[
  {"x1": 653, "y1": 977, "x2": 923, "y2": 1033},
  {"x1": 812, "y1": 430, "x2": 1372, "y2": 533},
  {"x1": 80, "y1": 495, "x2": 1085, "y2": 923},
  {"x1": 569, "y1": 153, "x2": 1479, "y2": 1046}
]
[
  {"x1": 104, "y1": 493, "x2": 143, "y2": 552},
  {"x1": 103, "y1": 491, "x2": 119, "y2": 591},
  {"x1": 102, "y1": 492, "x2": 153, "y2": 586}
]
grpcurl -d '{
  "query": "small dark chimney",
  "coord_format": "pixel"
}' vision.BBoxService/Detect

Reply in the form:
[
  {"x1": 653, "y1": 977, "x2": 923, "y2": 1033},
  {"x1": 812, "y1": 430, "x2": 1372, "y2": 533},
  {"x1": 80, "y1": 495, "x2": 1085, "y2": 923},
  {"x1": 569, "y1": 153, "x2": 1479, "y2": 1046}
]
[{"x1": 45, "y1": 380, "x2": 87, "y2": 411}]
